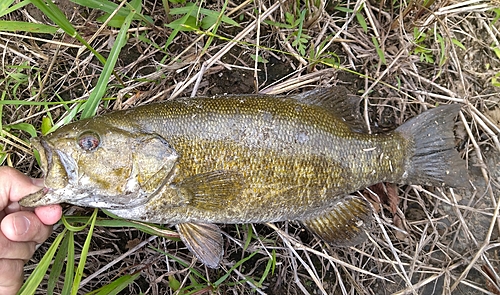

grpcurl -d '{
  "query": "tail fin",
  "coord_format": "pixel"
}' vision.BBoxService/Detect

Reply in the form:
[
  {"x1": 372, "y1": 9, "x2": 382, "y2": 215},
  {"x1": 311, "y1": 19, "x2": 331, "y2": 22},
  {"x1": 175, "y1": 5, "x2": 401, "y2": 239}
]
[{"x1": 396, "y1": 105, "x2": 468, "y2": 187}]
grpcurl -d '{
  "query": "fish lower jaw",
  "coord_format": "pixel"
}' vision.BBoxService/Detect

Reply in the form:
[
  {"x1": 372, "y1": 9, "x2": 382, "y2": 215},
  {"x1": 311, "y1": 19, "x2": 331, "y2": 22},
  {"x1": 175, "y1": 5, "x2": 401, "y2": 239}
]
[
  {"x1": 36, "y1": 186, "x2": 117, "y2": 208},
  {"x1": 41, "y1": 186, "x2": 91, "y2": 206}
]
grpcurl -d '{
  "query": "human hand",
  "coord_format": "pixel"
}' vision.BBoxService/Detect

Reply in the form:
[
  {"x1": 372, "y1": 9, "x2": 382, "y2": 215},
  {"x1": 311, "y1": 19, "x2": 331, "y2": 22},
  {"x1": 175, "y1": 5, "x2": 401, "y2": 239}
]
[{"x1": 0, "y1": 166, "x2": 62, "y2": 295}]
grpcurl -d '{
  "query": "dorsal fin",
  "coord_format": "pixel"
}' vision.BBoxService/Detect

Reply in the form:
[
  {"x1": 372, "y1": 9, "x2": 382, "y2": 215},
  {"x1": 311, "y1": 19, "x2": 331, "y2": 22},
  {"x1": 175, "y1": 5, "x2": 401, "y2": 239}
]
[{"x1": 291, "y1": 87, "x2": 366, "y2": 133}]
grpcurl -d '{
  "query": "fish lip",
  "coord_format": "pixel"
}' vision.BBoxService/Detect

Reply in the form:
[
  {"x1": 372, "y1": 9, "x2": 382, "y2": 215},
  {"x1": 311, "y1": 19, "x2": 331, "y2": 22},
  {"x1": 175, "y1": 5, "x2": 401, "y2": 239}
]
[
  {"x1": 31, "y1": 137, "x2": 51, "y2": 177},
  {"x1": 18, "y1": 187, "x2": 51, "y2": 207}
]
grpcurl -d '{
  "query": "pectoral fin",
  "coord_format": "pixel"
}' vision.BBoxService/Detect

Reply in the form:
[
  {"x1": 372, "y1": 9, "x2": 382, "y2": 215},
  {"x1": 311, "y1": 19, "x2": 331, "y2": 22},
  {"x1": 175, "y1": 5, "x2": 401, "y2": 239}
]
[
  {"x1": 176, "y1": 223, "x2": 224, "y2": 268},
  {"x1": 302, "y1": 195, "x2": 372, "y2": 246},
  {"x1": 174, "y1": 170, "x2": 244, "y2": 210}
]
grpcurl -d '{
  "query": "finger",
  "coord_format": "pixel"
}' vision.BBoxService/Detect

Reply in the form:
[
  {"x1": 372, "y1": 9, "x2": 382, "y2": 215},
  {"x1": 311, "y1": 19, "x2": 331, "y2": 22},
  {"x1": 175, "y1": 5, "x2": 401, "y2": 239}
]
[
  {"x1": 31, "y1": 178, "x2": 44, "y2": 187},
  {"x1": 1, "y1": 211, "x2": 52, "y2": 244},
  {"x1": 4, "y1": 201, "x2": 27, "y2": 215},
  {"x1": 35, "y1": 204, "x2": 62, "y2": 225},
  {"x1": 0, "y1": 167, "x2": 43, "y2": 206},
  {"x1": 0, "y1": 258, "x2": 24, "y2": 295},
  {"x1": 0, "y1": 231, "x2": 36, "y2": 260}
]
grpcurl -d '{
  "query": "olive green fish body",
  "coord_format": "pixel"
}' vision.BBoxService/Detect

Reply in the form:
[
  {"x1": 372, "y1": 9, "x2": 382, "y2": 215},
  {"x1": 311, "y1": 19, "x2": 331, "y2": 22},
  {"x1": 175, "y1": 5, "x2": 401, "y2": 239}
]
[
  {"x1": 96, "y1": 95, "x2": 408, "y2": 224},
  {"x1": 20, "y1": 87, "x2": 467, "y2": 268}
]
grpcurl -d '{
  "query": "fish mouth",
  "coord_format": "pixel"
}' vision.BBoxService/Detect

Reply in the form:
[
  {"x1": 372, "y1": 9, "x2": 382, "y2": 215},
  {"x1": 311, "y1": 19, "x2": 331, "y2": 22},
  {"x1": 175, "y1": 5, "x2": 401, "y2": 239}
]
[
  {"x1": 19, "y1": 138, "x2": 56, "y2": 207},
  {"x1": 21, "y1": 137, "x2": 79, "y2": 207}
]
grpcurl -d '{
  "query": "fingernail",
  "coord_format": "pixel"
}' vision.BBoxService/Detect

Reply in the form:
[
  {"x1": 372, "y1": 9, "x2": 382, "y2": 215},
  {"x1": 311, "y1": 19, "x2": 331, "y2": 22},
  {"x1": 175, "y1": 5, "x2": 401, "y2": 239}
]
[{"x1": 13, "y1": 216, "x2": 30, "y2": 236}]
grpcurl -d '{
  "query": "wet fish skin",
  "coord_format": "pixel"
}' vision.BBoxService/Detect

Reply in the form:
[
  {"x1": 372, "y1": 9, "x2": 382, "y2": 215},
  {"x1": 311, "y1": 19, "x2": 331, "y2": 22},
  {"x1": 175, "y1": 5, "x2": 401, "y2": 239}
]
[
  {"x1": 20, "y1": 87, "x2": 467, "y2": 267},
  {"x1": 25, "y1": 89, "x2": 405, "y2": 220}
]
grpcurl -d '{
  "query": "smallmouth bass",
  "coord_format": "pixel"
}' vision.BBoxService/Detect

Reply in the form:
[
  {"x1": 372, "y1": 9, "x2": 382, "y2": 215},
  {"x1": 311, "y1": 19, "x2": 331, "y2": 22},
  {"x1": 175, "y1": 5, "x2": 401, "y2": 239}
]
[{"x1": 21, "y1": 87, "x2": 467, "y2": 268}]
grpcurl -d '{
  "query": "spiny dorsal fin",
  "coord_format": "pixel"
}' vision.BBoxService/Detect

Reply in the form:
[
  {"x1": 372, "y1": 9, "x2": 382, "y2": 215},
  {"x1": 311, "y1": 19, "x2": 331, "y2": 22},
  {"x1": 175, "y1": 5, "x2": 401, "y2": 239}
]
[
  {"x1": 174, "y1": 170, "x2": 244, "y2": 210},
  {"x1": 302, "y1": 195, "x2": 372, "y2": 246},
  {"x1": 176, "y1": 223, "x2": 224, "y2": 268},
  {"x1": 291, "y1": 87, "x2": 366, "y2": 133}
]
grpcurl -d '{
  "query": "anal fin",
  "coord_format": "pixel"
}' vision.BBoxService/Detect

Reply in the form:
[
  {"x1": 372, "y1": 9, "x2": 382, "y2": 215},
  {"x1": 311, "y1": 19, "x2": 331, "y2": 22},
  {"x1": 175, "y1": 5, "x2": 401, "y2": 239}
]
[
  {"x1": 302, "y1": 195, "x2": 372, "y2": 246},
  {"x1": 176, "y1": 223, "x2": 224, "y2": 268}
]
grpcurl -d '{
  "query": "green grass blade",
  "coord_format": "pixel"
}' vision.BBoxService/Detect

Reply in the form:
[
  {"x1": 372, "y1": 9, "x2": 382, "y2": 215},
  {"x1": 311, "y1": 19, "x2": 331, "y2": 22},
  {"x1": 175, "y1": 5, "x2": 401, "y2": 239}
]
[
  {"x1": 0, "y1": 0, "x2": 16, "y2": 15},
  {"x1": 0, "y1": 152, "x2": 6, "y2": 166},
  {"x1": 258, "y1": 250, "x2": 275, "y2": 286},
  {"x1": 0, "y1": 95, "x2": 3, "y2": 145},
  {"x1": 213, "y1": 251, "x2": 258, "y2": 286},
  {"x1": 29, "y1": 0, "x2": 108, "y2": 66},
  {"x1": 335, "y1": 6, "x2": 353, "y2": 13},
  {"x1": 492, "y1": 72, "x2": 500, "y2": 87},
  {"x1": 71, "y1": 0, "x2": 128, "y2": 17},
  {"x1": 84, "y1": 273, "x2": 140, "y2": 295},
  {"x1": 4, "y1": 122, "x2": 37, "y2": 138},
  {"x1": 452, "y1": 38, "x2": 466, "y2": 50},
  {"x1": 46, "y1": 102, "x2": 84, "y2": 134},
  {"x1": 355, "y1": 12, "x2": 368, "y2": 33},
  {"x1": 29, "y1": 0, "x2": 78, "y2": 37},
  {"x1": 371, "y1": 36, "x2": 386, "y2": 65},
  {"x1": 18, "y1": 229, "x2": 68, "y2": 294},
  {"x1": 0, "y1": 0, "x2": 29, "y2": 18},
  {"x1": 65, "y1": 214, "x2": 180, "y2": 240},
  {"x1": 0, "y1": 20, "x2": 58, "y2": 33},
  {"x1": 47, "y1": 231, "x2": 71, "y2": 295},
  {"x1": 153, "y1": 247, "x2": 208, "y2": 283},
  {"x1": 71, "y1": 208, "x2": 98, "y2": 295},
  {"x1": 41, "y1": 116, "x2": 52, "y2": 135},
  {"x1": 201, "y1": 0, "x2": 229, "y2": 53},
  {"x1": 62, "y1": 212, "x2": 97, "y2": 232},
  {"x1": 169, "y1": 4, "x2": 239, "y2": 27},
  {"x1": 70, "y1": 0, "x2": 153, "y2": 24},
  {"x1": 164, "y1": 4, "x2": 196, "y2": 49},
  {"x1": 243, "y1": 224, "x2": 252, "y2": 252},
  {"x1": 0, "y1": 99, "x2": 83, "y2": 106},
  {"x1": 168, "y1": 275, "x2": 181, "y2": 291},
  {"x1": 81, "y1": 0, "x2": 141, "y2": 118},
  {"x1": 61, "y1": 232, "x2": 75, "y2": 295}
]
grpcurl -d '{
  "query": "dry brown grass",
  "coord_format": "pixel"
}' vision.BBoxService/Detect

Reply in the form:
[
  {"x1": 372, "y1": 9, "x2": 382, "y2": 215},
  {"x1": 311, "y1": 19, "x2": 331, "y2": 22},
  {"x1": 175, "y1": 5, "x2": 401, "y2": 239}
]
[{"x1": 1, "y1": 0, "x2": 500, "y2": 294}]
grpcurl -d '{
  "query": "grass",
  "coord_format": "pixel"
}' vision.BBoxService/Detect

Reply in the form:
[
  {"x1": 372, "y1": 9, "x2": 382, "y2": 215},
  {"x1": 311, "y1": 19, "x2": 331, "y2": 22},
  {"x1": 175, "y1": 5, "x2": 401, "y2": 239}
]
[{"x1": 1, "y1": 0, "x2": 500, "y2": 294}]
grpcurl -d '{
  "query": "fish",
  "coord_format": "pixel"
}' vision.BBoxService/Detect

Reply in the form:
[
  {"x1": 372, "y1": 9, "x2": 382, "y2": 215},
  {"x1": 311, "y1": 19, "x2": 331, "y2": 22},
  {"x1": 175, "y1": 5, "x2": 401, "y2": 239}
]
[{"x1": 20, "y1": 87, "x2": 468, "y2": 268}]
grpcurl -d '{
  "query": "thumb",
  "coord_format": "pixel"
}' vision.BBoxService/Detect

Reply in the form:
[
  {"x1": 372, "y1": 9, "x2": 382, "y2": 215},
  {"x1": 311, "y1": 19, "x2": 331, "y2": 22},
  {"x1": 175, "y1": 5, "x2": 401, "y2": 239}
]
[
  {"x1": 0, "y1": 259, "x2": 24, "y2": 295},
  {"x1": 1, "y1": 211, "x2": 52, "y2": 244}
]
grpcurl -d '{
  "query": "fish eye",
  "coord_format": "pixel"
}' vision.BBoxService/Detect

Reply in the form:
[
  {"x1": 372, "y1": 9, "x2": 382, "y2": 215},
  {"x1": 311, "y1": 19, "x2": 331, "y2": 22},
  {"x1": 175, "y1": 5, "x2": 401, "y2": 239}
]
[{"x1": 77, "y1": 131, "x2": 100, "y2": 151}]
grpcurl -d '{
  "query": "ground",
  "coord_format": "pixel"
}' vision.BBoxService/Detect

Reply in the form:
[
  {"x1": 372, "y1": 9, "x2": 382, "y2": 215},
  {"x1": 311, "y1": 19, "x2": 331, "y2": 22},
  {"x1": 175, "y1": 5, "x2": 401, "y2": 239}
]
[{"x1": 1, "y1": 0, "x2": 500, "y2": 294}]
